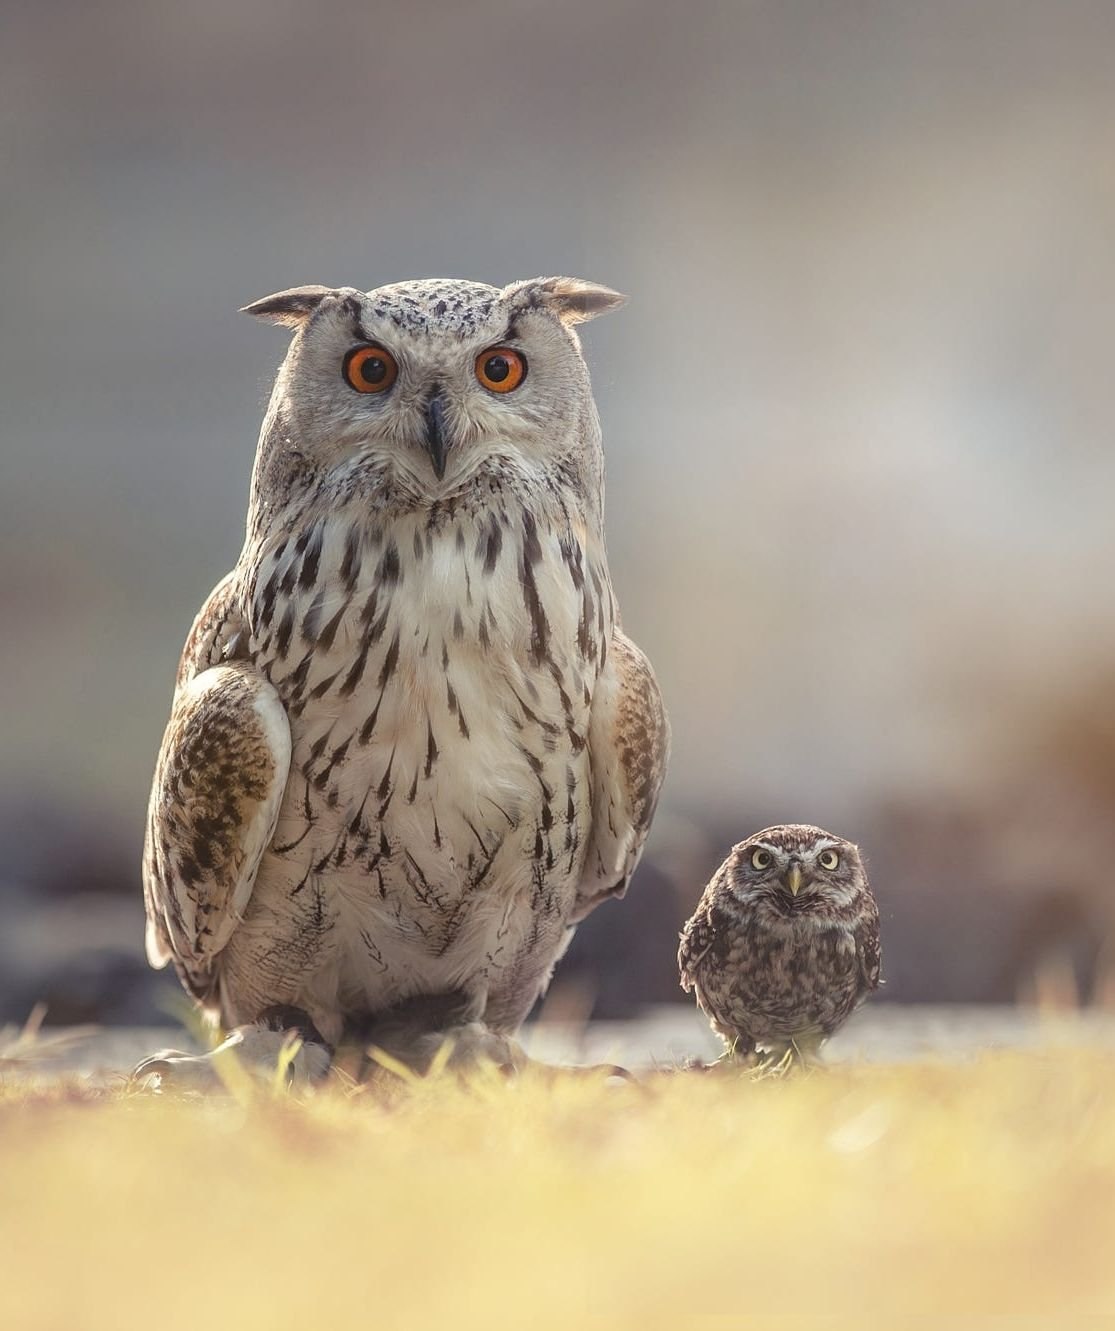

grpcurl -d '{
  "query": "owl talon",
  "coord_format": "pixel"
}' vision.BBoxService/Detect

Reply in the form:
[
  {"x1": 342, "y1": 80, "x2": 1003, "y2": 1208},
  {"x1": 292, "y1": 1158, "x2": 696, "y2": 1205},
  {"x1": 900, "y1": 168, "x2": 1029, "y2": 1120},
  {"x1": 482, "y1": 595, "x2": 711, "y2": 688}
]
[
  {"x1": 750, "y1": 1047, "x2": 796, "y2": 1080},
  {"x1": 366, "y1": 1021, "x2": 527, "y2": 1081},
  {"x1": 130, "y1": 1022, "x2": 332, "y2": 1094}
]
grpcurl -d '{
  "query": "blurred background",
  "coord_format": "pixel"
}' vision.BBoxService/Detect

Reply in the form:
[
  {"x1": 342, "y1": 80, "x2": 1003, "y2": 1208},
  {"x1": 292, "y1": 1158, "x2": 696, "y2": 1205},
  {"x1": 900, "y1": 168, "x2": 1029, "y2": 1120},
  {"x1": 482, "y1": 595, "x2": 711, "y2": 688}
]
[{"x1": 2, "y1": 0, "x2": 1114, "y2": 1027}]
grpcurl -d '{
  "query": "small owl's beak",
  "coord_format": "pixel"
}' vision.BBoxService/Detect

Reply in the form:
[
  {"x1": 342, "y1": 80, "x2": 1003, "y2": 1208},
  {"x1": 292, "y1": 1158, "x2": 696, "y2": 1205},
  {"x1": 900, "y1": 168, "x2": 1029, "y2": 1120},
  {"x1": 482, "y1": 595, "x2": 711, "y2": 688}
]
[
  {"x1": 784, "y1": 861, "x2": 804, "y2": 896},
  {"x1": 423, "y1": 389, "x2": 450, "y2": 480}
]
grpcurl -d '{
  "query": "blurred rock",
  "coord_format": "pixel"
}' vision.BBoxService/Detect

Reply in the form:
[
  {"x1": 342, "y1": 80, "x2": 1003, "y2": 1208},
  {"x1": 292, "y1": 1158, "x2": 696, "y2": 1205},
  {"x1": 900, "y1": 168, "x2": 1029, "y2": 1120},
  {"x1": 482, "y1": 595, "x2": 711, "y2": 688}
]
[
  {"x1": 0, "y1": 796, "x2": 138, "y2": 901},
  {"x1": 0, "y1": 800, "x2": 178, "y2": 1025}
]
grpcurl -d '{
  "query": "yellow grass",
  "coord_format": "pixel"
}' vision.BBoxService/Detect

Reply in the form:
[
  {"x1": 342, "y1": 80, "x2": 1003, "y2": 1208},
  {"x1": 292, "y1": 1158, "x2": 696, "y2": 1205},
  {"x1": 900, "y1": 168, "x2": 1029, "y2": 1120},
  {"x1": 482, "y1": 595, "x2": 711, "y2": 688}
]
[{"x1": 2, "y1": 1051, "x2": 1114, "y2": 1329}]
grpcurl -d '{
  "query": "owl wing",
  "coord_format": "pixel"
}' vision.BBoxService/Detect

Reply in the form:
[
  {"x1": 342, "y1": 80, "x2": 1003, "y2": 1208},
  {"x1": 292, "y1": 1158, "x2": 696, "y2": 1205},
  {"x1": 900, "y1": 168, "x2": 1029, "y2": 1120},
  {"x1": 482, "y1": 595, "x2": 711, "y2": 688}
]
[
  {"x1": 143, "y1": 582, "x2": 291, "y2": 1002},
  {"x1": 855, "y1": 894, "x2": 882, "y2": 992},
  {"x1": 571, "y1": 630, "x2": 669, "y2": 924},
  {"x1": 677, "y1": 897, "x2": 720, "y2": 992}
]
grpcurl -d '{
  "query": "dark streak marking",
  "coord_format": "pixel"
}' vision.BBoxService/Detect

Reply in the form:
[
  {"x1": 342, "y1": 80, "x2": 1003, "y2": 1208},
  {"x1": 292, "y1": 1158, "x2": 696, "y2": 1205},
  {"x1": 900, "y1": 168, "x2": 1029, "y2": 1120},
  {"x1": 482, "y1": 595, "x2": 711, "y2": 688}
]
[
  {"x1": 308, "y1": 669, "x2": 342, "y2": 700},
  {"x1": 377, "y1": 749, "x2": 396, "y2": 801},
  {"x1": 340, "y1": 524, "x2": 362, "y2": 591},
  {"x1": 520, "y1": 531, "x2": 550, "y2": 665},
  {"x1": 348, "y1": 789, "x2": 370, "y2": 838},
  {"x1": 377, "y1": 630, "x2": 400, "y2": 688},
  {"x1": 299, "y1": 524, "x2": 323, "y2": 590},
  {"x1": 317, "y1": 604, "x2": 347, "y2": 654},
  {"x1": 339, "y1": 636, "x2": 371, "y2": 697},
  {"x1": 358, "y1": 688, "x2": 385, "y2": 744},
  {"x1": 481, "y1": 518, "x2": 502, "y2": 574},
  {"x1": 378, "y1": 541, "x2": 401, "y2": 587},
  {"x1": 425, "y1": 720, "x2": 438, "y2": 778},
  {"x1": 275, "y1": 603, "x2": 295, "y2": 658}
]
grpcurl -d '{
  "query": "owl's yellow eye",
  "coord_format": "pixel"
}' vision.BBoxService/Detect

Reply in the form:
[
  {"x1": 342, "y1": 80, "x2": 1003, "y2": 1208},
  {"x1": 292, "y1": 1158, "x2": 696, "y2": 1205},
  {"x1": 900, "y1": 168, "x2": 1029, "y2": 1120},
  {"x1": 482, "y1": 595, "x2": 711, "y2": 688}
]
[
  {"x1": 818, "y1": 849, "x2": 840, "y2": 871},
  {"x1": 751, "y1": 848, "x2": 772, "y2": 870},
  {"x1": 343, "y1": 345, "x2": 398, "y2": 394},
  {"x1": 476, "y1": 347, "x2": 527, "y2": 393}
]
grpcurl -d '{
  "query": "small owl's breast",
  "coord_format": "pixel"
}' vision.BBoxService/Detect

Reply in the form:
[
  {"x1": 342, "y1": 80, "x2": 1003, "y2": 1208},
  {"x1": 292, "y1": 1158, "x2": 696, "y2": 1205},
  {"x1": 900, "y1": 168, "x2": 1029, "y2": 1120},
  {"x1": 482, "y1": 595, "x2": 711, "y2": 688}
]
[{"x1": 705, "y1": 913, "x2": 862, "y2": 1045}]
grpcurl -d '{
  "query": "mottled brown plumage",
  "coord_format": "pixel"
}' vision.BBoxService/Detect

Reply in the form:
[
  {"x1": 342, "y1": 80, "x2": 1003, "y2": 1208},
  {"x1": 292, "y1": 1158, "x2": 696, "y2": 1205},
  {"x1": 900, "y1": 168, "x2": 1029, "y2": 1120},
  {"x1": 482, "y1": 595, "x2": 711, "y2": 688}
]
[
  {"x1": 679, "y1": 825, "x2": 880, "y2": 1062},
  {"x1": 138, "y1": 276, "x2": 669, "y2": 1084}
]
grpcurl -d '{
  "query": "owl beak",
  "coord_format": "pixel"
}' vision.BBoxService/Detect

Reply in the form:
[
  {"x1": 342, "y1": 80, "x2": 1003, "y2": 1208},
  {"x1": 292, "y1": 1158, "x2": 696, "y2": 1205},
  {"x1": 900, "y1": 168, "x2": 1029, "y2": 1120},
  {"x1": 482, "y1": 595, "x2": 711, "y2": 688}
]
[
  {"x1": 423, "y1": 389, "x2": 450, "y2": 480},
  {"x1": 784, "y1": 861, "x2": 804, "y2": 896}
]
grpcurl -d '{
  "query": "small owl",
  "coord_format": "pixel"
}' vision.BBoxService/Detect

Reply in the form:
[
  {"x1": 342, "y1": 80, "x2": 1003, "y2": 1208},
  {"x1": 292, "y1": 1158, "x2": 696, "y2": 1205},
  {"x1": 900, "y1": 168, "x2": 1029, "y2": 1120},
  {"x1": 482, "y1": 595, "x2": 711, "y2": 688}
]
[
  {"x1": 136, "y1": 276, "x2": 669, "y2": 1086},
  {"x1": 678, "y1": 825, "x2": 880, "y2": 1064}
]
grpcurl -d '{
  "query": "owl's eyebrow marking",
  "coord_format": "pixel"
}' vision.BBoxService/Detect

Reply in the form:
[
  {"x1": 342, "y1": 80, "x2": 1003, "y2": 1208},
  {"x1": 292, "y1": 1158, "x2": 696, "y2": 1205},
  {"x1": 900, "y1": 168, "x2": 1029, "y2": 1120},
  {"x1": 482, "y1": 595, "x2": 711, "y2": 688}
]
[
  {"x1": 338, "y1": 295, "x2": 385, "y2": 346},
  {"x1": 340, "y1": 294, "x2": 365, "y2": 328},
  {"x1": 351, "y1": 316, "x2": 376, "y2": 345}
]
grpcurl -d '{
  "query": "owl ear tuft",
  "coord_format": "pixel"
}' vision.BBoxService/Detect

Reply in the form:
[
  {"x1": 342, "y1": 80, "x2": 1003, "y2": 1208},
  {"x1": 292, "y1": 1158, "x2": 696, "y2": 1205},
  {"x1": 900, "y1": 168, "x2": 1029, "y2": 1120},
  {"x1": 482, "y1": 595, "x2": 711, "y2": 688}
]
[
  {"x1": 240, "y1": 286, "x2": 335, "y2": 329},
  {"x1": 511, "y1": 276, "x2": 627, "y2": 326}
]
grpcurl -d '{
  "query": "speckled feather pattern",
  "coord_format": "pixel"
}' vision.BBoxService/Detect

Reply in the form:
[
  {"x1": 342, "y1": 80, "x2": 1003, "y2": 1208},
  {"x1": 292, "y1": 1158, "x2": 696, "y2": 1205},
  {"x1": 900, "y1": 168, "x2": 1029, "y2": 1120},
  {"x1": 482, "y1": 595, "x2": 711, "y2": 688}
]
[
  {"x1": 679, "y1": 825, "x2": 880, "y2": 1054},
  {"x1": 142, "y1": 276, "x2": 669, "y2": 1047}
]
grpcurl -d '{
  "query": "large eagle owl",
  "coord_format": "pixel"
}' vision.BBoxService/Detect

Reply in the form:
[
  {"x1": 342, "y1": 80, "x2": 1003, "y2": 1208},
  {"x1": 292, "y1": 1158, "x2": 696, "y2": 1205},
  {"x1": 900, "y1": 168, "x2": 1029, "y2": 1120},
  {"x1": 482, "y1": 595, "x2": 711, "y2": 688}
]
[{"x1": 138, "y1": 276, "x2": 668, "y2": 1083}]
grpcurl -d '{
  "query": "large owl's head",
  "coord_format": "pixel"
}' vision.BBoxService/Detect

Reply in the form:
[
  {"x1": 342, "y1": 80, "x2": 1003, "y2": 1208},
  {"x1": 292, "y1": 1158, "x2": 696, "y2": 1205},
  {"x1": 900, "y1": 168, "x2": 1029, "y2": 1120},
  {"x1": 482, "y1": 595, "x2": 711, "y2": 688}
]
[
  {"x1": 243, "y1": 276, "x2": 624, "y2": 500},
  {"x1": 723, "y1": 824, "x2": 868, "y2": 911}
]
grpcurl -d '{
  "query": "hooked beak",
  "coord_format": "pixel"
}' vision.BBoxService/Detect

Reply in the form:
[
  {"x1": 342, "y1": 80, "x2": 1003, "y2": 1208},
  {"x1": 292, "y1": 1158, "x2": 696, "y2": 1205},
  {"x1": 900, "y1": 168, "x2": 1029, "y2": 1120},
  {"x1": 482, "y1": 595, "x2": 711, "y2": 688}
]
[
  {"x1": 783, "y1": 861, "x2": 804, "y2": 897},
  {"x1": 423, "y1": 388, "x2": 450, "y2": 480}
]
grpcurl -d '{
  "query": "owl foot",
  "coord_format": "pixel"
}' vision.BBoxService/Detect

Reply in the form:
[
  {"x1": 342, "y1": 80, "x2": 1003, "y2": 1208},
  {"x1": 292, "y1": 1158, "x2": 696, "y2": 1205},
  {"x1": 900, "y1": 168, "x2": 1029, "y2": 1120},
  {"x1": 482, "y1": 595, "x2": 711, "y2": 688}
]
[
  {"x1": 670, "y1": 1043, "x2": 760, "y2": 1075},
  {"x1": 750, "y1": 1046, "x2": 796, "y2": 1080},
  {"x1": 686, "y1": 1042, "x2": 797, "y2": 1079},
  {"x1": 364, "y1": 1020, "x2": 527, "y2": 1081},
  {"x1": 348, "y1": 991, "x2": 526, "y2": 1081},
  {"x1": 130, "y1": 1009, "x2": 332, "y2": 1094},
  {"x1": 749, "y1": 1038, "x2": 824, "y2": 1079}
]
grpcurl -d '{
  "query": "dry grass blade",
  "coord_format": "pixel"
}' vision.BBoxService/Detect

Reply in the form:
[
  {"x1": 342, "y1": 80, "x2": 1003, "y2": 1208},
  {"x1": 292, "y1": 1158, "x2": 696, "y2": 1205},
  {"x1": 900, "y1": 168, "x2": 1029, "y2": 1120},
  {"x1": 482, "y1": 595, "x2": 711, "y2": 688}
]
[{"x1": 0, "y1": 1005, "x2": 98, "y2": 1071}]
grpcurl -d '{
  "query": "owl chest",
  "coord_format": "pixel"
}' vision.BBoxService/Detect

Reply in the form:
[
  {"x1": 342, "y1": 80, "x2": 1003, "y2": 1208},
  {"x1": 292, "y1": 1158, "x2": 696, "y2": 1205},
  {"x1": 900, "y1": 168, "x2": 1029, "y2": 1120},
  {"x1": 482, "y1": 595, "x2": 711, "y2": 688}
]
[
  {"x1": 717, "y1": 913, "x2": 860, "y2": 1034},
  {"x1": 244, "y1": 507, "x2": 603, "y2": 907}
]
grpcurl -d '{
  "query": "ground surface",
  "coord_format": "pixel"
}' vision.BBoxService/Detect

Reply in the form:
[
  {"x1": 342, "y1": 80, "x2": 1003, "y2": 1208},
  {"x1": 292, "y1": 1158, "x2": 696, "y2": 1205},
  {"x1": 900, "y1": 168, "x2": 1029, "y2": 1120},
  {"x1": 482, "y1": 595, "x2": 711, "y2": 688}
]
[
  {"x1": 2, "y1": 1008, "x2": 1114, "y2": 1329},
  {"x1": 8, "y1": 1003, "x2": 1115, "y2": 1083}
]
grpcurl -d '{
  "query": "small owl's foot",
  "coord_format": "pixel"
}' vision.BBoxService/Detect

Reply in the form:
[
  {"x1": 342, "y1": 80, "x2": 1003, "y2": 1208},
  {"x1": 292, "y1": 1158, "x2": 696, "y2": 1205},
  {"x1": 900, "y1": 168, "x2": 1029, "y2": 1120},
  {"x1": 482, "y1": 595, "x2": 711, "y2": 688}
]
[
  {"x1": 697, "y1": 1038, "x2": 760, "y2": 1072},
  {"x1": 130, "y1": 1009, "x2": 332, "y2": 1094},
  {"x1": 671, "y1": 1041, "x2": 759, "y2": 1075},
  {"x1": 749, "y1": 1037, "x2": 825, "y2": 1080},
  {"x1": 683, "y1": 1035, "x2": 824, "y2": 1079},
  {"x1": 750, "y1": 1046, "x2": 796, "y2": 1080}
]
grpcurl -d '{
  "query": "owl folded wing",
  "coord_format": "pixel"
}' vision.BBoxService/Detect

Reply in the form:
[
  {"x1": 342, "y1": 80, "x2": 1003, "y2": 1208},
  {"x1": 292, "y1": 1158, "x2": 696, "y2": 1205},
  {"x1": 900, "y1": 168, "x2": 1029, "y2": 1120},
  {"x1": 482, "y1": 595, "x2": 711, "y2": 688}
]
[
  {"x1": 142, "y1": 663, "x2": 291, "y2": 1000},
  {"x1": 572, "y1": 630, "x2": 669, "y2": 924},
  {"x1": 677, "y1": 896, "x2": 725, "y2": 991},
  {"x1": 855, "y1": 899, "x2": 883, "y2": 991}
]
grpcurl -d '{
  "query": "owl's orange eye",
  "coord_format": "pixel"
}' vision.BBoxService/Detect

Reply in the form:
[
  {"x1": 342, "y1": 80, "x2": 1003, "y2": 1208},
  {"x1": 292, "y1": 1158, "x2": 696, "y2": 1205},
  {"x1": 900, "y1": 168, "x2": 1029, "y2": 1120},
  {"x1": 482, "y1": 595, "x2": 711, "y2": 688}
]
[
  {"x1": 343, "y1": 345, "x2": 398, "y2": 394},
  {"x1": 475, "y1": 347, "x2": 527, "y2": 393}
]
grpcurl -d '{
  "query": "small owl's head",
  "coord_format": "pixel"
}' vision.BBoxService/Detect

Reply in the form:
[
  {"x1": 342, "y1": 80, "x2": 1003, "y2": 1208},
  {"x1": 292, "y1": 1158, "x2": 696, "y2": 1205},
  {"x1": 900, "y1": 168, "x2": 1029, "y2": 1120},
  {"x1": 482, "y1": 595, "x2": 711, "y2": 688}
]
[
  {"x1": 724, "y1": 824, "x2": 865, "y2": 908},
  {"x1": 242, "y1": 276, "x2": 624, "y2": 501}
]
